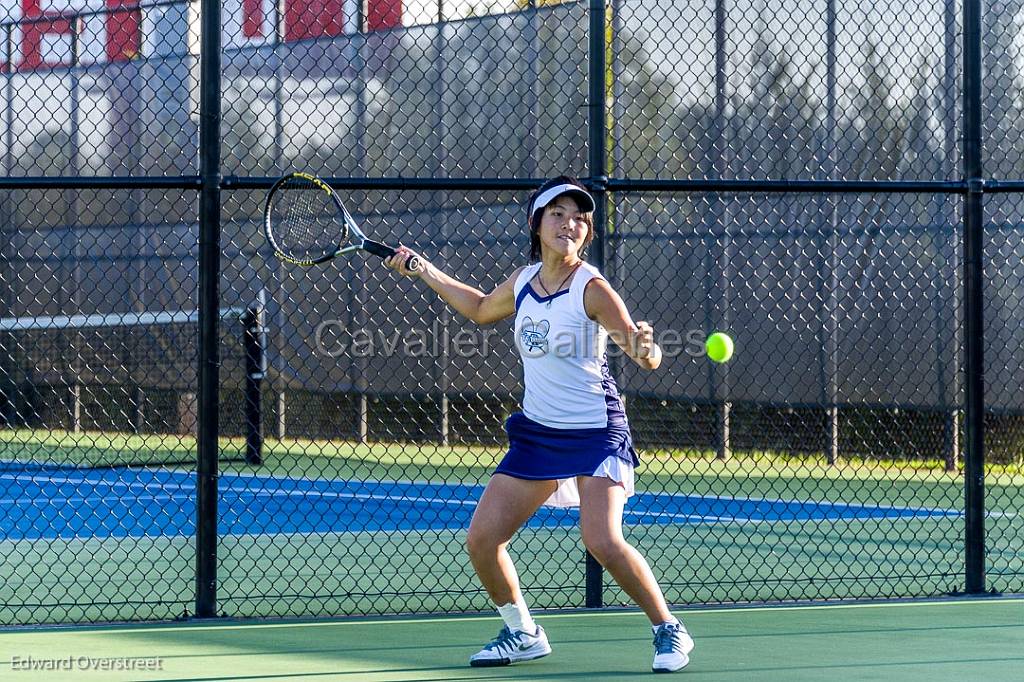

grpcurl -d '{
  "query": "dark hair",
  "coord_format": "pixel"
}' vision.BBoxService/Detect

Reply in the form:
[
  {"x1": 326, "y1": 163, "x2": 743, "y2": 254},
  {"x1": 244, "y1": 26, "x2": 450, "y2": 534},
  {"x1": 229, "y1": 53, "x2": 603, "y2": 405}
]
[{"x1": 527, "y1": 176, "x2": 595, "y2": 262}]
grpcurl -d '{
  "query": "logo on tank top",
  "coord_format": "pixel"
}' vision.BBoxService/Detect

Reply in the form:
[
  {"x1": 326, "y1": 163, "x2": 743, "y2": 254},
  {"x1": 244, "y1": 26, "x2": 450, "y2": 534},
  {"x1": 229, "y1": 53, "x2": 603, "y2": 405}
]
[{"x1": 518, "y1": 317, "x2": 550, "y2": 356}]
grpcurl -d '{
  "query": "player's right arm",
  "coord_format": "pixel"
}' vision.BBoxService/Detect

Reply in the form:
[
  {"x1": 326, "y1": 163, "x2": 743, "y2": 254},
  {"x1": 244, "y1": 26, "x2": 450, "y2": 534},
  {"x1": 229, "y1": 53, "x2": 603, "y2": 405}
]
[{"x1": 385, "y1": 246, "x2": 522, "y2": 325}]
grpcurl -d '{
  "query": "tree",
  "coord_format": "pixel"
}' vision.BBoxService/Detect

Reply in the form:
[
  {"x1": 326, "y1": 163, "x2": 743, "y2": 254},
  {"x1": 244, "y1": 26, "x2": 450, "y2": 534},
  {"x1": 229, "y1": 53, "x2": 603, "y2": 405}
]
[{"x1": 844, "y1": 40, "x2": 904, "y2": 181}]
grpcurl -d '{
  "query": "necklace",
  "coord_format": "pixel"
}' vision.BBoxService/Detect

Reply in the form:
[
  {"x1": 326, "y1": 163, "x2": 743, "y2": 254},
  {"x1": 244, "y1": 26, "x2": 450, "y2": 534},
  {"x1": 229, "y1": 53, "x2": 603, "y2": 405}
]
[{"x1": 536, "y1": 262, "x2": 582, "y2": 308}]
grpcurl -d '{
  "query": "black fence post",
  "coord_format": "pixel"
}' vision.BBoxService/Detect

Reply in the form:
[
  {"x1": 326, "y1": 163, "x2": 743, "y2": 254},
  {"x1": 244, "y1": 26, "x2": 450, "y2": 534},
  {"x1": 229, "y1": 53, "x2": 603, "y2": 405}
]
[
  {"x1": 962, "y1": 0, "x2": 986, "y2": 595},
  {"x1": 243, "y1": 304, "x2": 265, "y2": 466},
  {"x1": 196, "y1": 0, "x2": 223, "y2": 618},
  {"x1": 586, "y1": 0, "x2": 608, "y2": 609}
]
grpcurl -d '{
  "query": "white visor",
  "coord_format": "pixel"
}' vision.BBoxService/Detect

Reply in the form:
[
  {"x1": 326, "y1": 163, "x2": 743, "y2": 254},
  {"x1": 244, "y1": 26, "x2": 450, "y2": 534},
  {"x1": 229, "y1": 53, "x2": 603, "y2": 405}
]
[{"x1": 530, "y1": 183, "x2": 595, "y2": 217}]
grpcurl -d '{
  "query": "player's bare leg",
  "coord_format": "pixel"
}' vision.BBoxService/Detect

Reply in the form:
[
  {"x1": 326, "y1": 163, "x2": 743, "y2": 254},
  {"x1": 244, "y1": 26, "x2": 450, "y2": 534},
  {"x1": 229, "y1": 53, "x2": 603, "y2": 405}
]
[
  {"x1": 578, "y1": 475, "x2": 694, "y2": 672},
  {"x1": 465, "y1": 474, "x2": 557, "y2": 666}
]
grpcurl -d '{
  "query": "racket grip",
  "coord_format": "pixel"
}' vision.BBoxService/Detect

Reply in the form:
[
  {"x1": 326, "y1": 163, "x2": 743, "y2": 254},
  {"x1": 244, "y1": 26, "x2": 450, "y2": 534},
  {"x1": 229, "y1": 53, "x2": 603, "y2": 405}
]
[
  {"x1": 364, "y1": 239, "x2": 421, "y2": 273},
  {"x1": 361, "y1": 239, "x2": 397, "y2": 259}
]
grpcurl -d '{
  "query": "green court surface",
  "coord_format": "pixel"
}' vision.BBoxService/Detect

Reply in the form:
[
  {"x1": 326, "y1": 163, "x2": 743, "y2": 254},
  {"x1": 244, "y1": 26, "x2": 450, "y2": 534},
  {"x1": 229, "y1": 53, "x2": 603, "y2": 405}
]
[
  {"x1": 0, "y1": 598, "x2": 1021, "y2": 681},
  {"x1": 2, "y1": 430, "x2": 1023, "y2": 623}
]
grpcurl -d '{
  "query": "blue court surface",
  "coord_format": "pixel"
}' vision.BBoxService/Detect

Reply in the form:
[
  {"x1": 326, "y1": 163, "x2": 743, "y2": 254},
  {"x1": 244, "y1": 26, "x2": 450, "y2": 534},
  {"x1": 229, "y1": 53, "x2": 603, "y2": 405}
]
[{"x1": 0, "y1": 469, "x2": 961, "y2": 541}]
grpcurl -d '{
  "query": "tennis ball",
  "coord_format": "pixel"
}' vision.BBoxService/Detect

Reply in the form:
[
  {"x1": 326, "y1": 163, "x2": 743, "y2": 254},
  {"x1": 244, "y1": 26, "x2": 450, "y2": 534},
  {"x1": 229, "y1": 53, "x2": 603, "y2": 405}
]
[{"x1": 705, "y1": 332, "x2": 734, "y2": 363}]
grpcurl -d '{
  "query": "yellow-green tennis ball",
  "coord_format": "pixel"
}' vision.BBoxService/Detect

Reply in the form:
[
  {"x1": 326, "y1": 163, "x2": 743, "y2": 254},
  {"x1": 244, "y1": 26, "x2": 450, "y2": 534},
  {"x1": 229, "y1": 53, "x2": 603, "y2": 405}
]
[{"x1": 705, "y1": 332, "x2": 734, "y2": 363}]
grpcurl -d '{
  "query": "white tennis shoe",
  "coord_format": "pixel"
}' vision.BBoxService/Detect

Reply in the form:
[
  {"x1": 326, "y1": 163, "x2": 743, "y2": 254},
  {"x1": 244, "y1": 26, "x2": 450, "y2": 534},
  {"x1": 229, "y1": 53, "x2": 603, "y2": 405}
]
[
  {"x1": 469, "y1": 624, "x2": 551, "y2": 667},
  {"x1": 652, "y1": 620, "x2": 694, "y2": 673}
]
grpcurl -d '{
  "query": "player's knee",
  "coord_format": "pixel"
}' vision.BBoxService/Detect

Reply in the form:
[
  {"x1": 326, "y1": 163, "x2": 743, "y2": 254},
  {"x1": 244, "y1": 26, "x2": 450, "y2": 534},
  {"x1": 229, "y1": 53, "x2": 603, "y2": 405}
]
[
  {"x1": 465, "y1": 526, "x2": 498, "y2": 558},
  {"x1": 581, "y1": 533, "x2": 624, "y2": 565}
]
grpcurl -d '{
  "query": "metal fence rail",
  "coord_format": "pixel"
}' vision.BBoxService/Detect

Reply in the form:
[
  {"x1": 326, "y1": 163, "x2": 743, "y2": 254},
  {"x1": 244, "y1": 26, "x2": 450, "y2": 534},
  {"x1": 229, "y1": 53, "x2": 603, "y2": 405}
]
[{"x1": 0, "y1": 0, "x2": 1020, "y2": 625}]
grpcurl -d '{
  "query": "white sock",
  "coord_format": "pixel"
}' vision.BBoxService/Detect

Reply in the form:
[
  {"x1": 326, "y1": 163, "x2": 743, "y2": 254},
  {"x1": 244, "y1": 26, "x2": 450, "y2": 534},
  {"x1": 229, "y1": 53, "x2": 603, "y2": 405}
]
[
  {"x1": 497, "y1": 600, "x2": 537, "y2": 634},
  {"x1": 652, "y1": 616, "x2": 681, "y2": 633}
]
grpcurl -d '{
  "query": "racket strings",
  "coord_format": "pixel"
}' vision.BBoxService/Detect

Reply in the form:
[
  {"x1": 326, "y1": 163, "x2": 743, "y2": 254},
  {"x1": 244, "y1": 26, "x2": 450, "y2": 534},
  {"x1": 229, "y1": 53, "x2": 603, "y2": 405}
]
[{"x1": 272, "y1": 180, "x2": 343, "y2": 259}]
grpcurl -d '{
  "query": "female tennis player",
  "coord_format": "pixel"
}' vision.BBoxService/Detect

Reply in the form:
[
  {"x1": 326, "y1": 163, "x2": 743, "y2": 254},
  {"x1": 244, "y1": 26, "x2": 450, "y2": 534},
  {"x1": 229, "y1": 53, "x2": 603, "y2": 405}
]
[{"x1": 384, "y1": 176, "x2": 693, "y2": 673}]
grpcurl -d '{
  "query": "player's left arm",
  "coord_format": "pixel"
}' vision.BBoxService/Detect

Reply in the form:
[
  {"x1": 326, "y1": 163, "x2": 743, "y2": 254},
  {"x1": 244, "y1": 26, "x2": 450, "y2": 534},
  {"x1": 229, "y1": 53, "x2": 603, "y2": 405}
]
[{"x1": 584, "y1": 278, "x2": 662, "y2": 370}]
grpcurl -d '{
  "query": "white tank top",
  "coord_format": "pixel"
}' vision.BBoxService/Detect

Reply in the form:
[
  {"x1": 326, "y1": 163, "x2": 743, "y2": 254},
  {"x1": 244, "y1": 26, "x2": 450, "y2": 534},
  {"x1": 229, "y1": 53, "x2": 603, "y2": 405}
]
[{"x1": 512, "y1": 261, "x2": 627, "y2": 429}]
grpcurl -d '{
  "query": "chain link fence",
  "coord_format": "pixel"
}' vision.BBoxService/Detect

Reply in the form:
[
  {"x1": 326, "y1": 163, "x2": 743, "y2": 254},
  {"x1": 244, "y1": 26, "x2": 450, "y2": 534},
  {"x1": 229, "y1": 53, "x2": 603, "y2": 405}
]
[{"x1": 0, "y1": 0, "x2": 1021, "y2": 625}]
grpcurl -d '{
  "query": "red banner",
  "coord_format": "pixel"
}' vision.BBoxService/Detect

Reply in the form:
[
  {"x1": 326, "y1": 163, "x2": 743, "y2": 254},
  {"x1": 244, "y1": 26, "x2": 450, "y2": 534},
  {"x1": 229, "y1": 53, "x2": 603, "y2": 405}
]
[
  {"x1": 285, "y1": 0, "x2": 344, "y2": 41},
  {"x1": 20, "y1": 0, "x2": 74, "y2": 69},
  {"x1": 3, "y1": 0, "x2": 403, "y2": 71},
  {"x1": 367, "y1": 0, "x2": 401, "y2": 31},
  {"x1": 105, "y1": 0, "x2": 140, "y2": 62}
]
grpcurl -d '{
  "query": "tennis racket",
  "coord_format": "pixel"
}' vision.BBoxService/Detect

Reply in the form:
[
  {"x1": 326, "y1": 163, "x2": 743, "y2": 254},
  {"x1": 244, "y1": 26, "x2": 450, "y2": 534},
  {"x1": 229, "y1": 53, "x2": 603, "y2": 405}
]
[{"x1": 263, "y1": 172, "x2": 420, "y2": 271}]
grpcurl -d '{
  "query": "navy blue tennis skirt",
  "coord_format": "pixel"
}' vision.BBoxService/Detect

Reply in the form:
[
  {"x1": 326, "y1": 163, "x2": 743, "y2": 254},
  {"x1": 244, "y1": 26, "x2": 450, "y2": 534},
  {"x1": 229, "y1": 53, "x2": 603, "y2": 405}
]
[{"x1": 495, "y1": 412, "x2": 640, "y2": 481}]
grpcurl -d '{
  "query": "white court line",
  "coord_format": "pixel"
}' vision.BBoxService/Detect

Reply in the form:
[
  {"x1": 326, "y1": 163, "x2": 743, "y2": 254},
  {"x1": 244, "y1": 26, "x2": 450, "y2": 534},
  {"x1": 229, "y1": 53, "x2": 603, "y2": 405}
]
[
  {"x1": 5, "y1": 467, "x2": 950, "y2": 512},
  {"x1": 10, "y1": 596, "x2": 1019, "y2": 635},
  {"x1": 219, "y1": 473, "x2": 965, "y2": 516},
  {"x1": 0, "y1": 491, "x2": 791, "y2": 527},
  {"x1": 230, "y1": 474, "x2": 964, "y2": 516},
  {"x1": 1, "y1": 471, "x2": 986, "y2": 518},
  {"x1": 0, "y1": 475, "x2": 195, "y2": 497},
  {"x1": 0, "y1": 486, "x2": 984, "y2": 526},
  {"x1": 0, "y1": 494, "x2": 190, "y2": 507},
  {"x1": 0, "y1": 471, "x2": 195, "y2": 491}
]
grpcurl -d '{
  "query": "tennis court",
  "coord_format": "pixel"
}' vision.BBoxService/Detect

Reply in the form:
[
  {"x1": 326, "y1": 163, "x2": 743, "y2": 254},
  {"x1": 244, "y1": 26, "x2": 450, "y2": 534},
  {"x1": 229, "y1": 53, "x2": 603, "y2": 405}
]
[
  {"x1": 4, "y1": 444, "x2": 1010, "y2": 626},
  {"x1": 0, "y1": 598, "x2": 1020, "y2": 681},
  {"x1": 3, "y1": 0, "x2": 1024, "y2": 678},
  {"x1": 0, "y1": 467, "x2": 963, "y2": 541}
]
